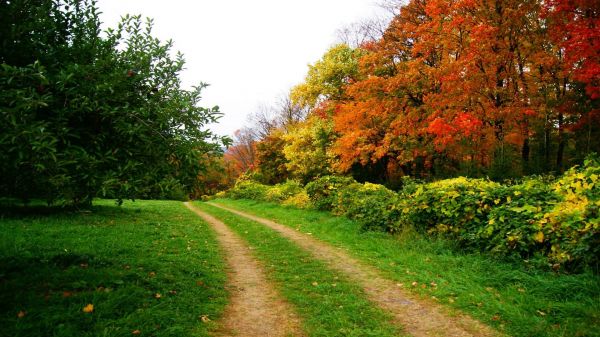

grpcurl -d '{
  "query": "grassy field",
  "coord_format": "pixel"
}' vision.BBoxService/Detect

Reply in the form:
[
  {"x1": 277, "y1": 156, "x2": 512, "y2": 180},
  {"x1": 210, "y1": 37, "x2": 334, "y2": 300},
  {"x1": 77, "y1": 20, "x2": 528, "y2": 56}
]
[
  {"x1": 193, "y1": 201, "x2": 404, "y2": 337},
  {"x1": 0, "y1": 200, "x2": 228, "y2": 337},
  {"x1": 210, "y1": 198, "x2": 600, "y2": 337}
]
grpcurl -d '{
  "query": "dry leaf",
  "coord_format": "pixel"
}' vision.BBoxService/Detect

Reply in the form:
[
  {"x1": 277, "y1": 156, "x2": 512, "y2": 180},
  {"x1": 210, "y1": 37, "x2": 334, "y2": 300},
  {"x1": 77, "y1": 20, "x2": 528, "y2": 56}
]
[
  {"x1": 311, "y1": 281, "x2": 318, "y2": 286},
  {"x1": 62, "y1": 291, "x2": 73, "y2": 298},
  {"x1": 132, "y1": 330, "x2": 141, "y2": 335},
  {"x1": 200, "y1": 315, "x2": 211, "y2": 322},
  {"x1": 82, "y1": 304, "x2": 94, "y2": 313},
  {"x1": 411, "y1": 281, "x2": 418, "y2": 287},
  {"x1": 154, "y1": 293, "x2": 162, "y2": 299},
  {"x1": 17, "y1": 310, "x2": 26, "y2": 318}
]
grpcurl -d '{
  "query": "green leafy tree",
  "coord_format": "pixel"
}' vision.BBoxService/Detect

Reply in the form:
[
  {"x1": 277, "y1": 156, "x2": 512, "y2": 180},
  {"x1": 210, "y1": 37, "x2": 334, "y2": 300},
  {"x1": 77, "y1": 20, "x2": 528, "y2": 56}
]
[
  {"x1": 0, "y1": 0, "x2": 227, "y2": 205},
  {"x1": 282, "y1": 116, "x2": 334, "y2": 183},
  {"x1": 290, "y1": 44, "x2": 363, "y2": 108}
]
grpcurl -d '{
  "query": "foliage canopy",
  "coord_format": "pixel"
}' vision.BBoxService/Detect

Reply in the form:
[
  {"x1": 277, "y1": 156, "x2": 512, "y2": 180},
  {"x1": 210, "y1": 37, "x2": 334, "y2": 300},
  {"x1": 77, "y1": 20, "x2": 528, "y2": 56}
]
[{"x1": 0, "y1": 0, "x2": 228, "y2": 205}]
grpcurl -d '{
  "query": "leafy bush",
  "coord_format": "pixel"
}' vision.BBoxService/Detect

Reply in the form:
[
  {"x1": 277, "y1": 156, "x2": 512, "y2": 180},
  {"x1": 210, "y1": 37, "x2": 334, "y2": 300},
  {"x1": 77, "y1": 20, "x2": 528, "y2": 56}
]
[
  {"x1": 477, "y1": 179, "x2": 559, "y2": 258},
  {"x1": 399, "y1": 177, "x2": 501, "y2": 236},
  {"x1": 304, "y1": 176, "x2": 356, "y2": 210},
  {"x1": 227, "y1": 180, "x2": 270, "y2": 200},
  {"x1": 264, "y1": 180, "x2": 304, "y2": 202},
  {"x1": 224, "y1": 157, "x2": 600, "y2": 272},
  {"x1": 282, "y1": 190, "x2": 311, "y2": 209},
  {"x1": 333, "y1": 183, "x2": 401, "y2": 232},
  {"x1": 539, "y1": 156, "x2": 600, "y2": 270}
]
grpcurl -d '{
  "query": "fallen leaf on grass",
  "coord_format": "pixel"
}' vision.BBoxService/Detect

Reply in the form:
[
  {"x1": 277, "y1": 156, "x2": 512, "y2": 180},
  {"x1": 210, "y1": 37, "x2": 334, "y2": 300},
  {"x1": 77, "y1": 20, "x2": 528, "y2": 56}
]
[
  {"x1": 311, "y1": 281, "x2": 318, "y2": 286},
  {"x1": 537, "y1": 310, "x2": 546, "y2": 316},
  {"x1": 132, "y1": 330, "x2": 141, "y2": 335},
  {"x1": 200, "y1": 315, "x2": 211, "y2": 322},
  {"x1": 82, "y1": 304, "x2": 94, "y2": 313},
  {"x1": 148, "y1": 272, "x2": 156, "y2": 277},
  {"x1": 17, "y1": 310, "x2": 26, "y2": 318},
  {"x1": 396, "y1": 283, "x2": 404, "y2": 287},
  {"x1": 154, "y1": 293, "x2": 162, "y2": 299},
  {"x1": 411, "y1": 281, "x2": 418, "y2": 287},
  {"x1": 63, "y1": 291, "x2": 73, "y2": 298}
]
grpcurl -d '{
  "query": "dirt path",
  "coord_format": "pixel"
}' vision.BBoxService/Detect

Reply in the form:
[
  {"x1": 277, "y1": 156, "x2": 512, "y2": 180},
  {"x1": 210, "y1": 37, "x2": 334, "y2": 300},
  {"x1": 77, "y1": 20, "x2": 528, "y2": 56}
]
[
  {"x1": 207, "y1": 202, "x2": 502, "y2": 337},
  {"x1": 184, "y1": 202, "x2": 304, "y2": 337}
]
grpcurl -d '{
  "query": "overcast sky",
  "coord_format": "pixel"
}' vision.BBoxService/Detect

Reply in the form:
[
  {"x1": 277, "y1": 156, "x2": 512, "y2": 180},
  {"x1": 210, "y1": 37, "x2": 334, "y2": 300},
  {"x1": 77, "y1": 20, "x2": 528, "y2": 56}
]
[{"x1": 96, "y1": 0, "x2": 385, "y2": 137}]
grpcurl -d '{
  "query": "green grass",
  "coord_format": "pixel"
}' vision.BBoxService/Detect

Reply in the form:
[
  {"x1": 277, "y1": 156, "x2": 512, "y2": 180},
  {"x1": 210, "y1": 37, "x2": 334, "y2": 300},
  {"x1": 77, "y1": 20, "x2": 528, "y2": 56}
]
[
  {"x1": 193, "y1": 201, "x2": 405, "y2": 337},
  {"x1": 212, "y1": 198, "x2": 600, "y2": 337},
  {"x1": 0, "y1": 200, "x2": 228, "y2": 337}
]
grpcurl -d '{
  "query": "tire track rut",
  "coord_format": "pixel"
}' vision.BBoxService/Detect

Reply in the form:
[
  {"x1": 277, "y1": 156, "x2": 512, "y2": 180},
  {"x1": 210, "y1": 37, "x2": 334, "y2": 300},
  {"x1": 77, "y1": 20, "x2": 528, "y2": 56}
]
[
  {"x1": 184, "y1": 202, "x2": 304, "y2": 337},
  {"x1": 207, "y1": 202, "x2": 502, "y2": 337}
]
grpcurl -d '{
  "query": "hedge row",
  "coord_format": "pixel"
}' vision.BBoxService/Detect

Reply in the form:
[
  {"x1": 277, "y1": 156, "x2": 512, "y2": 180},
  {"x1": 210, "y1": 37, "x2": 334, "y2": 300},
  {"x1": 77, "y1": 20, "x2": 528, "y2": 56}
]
[{"x1": 221, "y1": 157, "x2": 600, "y2": 272}]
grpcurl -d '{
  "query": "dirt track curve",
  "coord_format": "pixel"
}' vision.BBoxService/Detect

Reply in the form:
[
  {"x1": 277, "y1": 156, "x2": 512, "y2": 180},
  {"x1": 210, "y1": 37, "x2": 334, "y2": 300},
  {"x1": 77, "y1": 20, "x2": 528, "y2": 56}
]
[
  {"x1": 207, "y1": 202, "x2": 502, "y2": 337},
  {"x1": 184, "y1": 202, "x2": 304, "y2": 337}
]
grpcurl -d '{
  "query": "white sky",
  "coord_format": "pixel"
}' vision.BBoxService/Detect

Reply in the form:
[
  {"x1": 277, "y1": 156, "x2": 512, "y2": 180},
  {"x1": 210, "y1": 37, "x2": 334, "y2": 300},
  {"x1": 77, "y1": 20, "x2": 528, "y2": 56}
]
[{"x1": 96, "y1": 0, "x2": 384, "y2": 137}]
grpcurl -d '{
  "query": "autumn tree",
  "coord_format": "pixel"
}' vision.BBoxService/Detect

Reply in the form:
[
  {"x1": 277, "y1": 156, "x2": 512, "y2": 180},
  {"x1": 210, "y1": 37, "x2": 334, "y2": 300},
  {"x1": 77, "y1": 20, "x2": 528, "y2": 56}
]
[
  {"x1": 224, "y1": 128, "x2": 258, "y2": 177},
  {"x1": 282, "y1": 115, "x2": 335, "y2": 183},
  {"x1": 254, "y1": 130, "x2": 289, "y2": 184},
  {"x1": 291, "y1": 44, "x2": 364, "y2": 109}
]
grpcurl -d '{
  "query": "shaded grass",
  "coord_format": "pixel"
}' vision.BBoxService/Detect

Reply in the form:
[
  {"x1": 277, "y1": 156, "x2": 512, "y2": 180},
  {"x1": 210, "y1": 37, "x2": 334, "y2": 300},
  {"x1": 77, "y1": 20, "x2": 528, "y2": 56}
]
[
  {"x1": 193, "y1": 201, "x2": 405, "y2": 337},
  {"x1": 0, "y1": 200, "x2": 228, "y2": 337},
  {"x1": 213, "y1": 198, "x2": 600, "y2": 337}
]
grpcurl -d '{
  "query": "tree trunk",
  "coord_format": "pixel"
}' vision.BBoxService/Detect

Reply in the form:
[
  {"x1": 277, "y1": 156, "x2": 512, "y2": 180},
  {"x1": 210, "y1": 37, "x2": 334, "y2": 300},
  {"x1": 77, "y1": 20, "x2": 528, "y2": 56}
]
[{"x1": 556, "y1": 112, "x2": 565, "y2": 172}]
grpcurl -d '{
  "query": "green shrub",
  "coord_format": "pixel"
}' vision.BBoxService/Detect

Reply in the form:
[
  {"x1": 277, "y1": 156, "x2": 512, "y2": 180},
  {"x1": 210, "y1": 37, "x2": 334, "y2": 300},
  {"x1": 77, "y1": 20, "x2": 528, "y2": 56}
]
[
  {"x1": 539, "y1": 155, "x2": 600, "y2": 270},
  {"x1": 264, "y1": 180, "x2": 304, "y2": 202},
  {"x1": 399, "y1": 177, "x2": 501, "y2": 236},
  {"x1": 305, "y1": 176, "x2": 356, "y2": 210},
  {"x1": 227, "y1": 180, "x2": 270, "y2": 200},
  {"x1": 223, "y1": 157, "x2": 600, "y2": 272},
  {"x1": 333, "y1": 182, "x2": 401, "y2": 232},
  {"x1": 478, "y1": 179, "x2": 559, "y2": 258},
  {"x1": 282, "y1": 190, "x2": 312, "y2": 208}
]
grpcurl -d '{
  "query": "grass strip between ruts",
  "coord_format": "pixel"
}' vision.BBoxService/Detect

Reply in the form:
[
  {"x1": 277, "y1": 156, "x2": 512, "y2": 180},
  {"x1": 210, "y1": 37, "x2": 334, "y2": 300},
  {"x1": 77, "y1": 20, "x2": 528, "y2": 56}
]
[
  {"x1": 194, "y1": 201, "x2": 405, "y2": 337},
  {"x1": 0, "y1": 200, "x2": 228, "y2": 337},
  {"x1": 210, "y1": 198, "x2": 600, "y2": 337}
]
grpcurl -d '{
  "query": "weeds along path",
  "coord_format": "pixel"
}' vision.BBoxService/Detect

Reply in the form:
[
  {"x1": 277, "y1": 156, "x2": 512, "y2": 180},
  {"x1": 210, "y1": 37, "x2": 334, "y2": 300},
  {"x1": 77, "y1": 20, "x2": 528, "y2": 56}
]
[
  {"x1": 207, "y1": 202, "x2": 501, "y2": 337},
  {"x1": 184, "y1": 202, "x2": 304, "y2": 337}
]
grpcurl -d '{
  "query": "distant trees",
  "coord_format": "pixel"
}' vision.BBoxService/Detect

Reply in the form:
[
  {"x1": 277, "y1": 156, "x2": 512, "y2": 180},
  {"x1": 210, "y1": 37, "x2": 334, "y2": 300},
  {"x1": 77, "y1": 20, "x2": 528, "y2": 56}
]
[
  {"x1": 0, "y1": 0, "x2": 228, "y2": 205},
  {"x1": 225, "y1": 0, "x2": 599, "y2": 188}
]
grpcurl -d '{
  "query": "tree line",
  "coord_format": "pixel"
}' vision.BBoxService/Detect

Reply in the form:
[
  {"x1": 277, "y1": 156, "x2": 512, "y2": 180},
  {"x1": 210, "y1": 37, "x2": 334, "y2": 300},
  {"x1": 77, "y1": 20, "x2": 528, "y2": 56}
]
[{"x1": 224, "y1": 0, "x2": 599, "y2": 188}]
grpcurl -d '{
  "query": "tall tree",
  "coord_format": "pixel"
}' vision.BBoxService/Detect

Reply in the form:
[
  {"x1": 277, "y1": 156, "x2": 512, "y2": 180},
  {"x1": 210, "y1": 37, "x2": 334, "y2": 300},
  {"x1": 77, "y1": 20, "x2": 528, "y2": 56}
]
[{"x1": 0, "y1": 0, "x2": 227, "y2": 205}]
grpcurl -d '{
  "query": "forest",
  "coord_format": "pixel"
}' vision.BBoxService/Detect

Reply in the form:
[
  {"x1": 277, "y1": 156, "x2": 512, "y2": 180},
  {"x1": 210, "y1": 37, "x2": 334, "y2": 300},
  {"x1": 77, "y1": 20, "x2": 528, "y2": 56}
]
[{"x1": 219, "y1": 0, "x2": 599, "y2": 188}]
